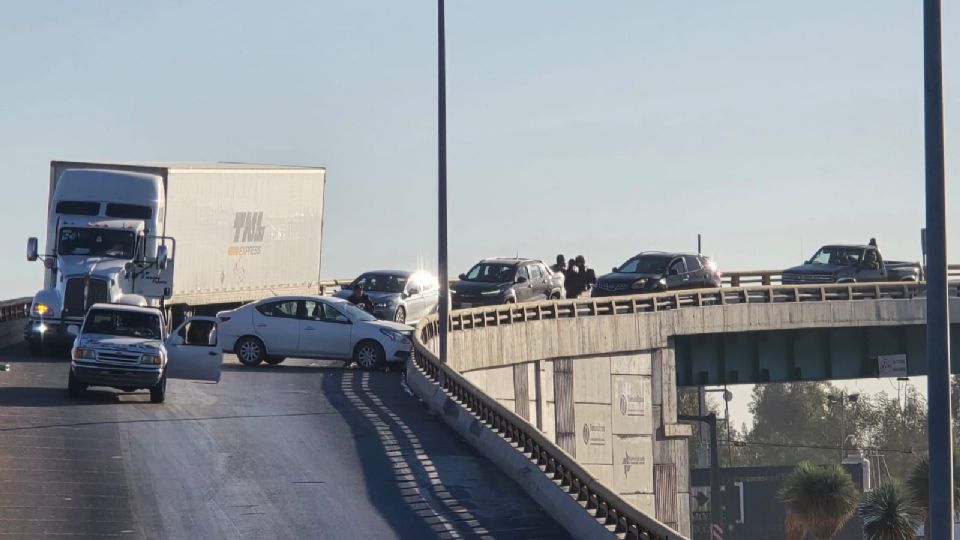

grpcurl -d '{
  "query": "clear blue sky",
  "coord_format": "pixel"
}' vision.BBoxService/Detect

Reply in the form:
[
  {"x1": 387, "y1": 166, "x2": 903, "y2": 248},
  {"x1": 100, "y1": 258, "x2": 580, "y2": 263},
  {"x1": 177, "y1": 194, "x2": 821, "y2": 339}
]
[{"x1": 2, "y1": 1, "x2": 959, "y2": 300}]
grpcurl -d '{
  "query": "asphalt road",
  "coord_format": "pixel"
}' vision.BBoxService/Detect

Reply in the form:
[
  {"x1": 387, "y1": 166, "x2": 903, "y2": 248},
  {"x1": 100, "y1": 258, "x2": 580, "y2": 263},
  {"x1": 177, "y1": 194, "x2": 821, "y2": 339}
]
[{"x1": 0, "y1": 344, "x2": 570, "y2": 540}]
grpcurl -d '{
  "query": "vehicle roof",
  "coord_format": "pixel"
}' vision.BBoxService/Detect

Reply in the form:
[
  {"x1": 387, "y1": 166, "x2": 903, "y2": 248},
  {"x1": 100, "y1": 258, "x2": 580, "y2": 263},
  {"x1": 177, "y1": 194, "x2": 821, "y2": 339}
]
[
  {"x1": 53, "y1": 160, "x2": 324, "y2": 172},
  {"x1": 255, "y1": 295, "x2": 347, "y2": 304},
  {"x1": 87, "y1": 303, "x2": 163, "y2": 314},
  {"x1": 822, "y1": 244, "x2": 873, "y2": 249},
  {"x1": 633, "y1": 251, "x2": 707, "y2": 258},
  {"x1": 357, "y1": 269, "x2": 422, "y2": 277},
  {"x1": 477, "y1": 257, "x2": 541, "y2": 265}
]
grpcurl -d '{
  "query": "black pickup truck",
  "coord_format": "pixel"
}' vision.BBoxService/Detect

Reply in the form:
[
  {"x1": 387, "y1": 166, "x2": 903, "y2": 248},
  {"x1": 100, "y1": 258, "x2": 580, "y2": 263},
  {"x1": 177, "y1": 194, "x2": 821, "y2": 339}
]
[{"x1": 781, "y1": 245, "x2": 922, "y2": 285}]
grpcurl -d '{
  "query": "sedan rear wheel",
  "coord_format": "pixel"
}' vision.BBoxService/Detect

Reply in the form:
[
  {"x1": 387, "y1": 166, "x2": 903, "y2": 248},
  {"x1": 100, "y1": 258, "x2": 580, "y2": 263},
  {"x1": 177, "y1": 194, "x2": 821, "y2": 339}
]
[
  {"x1": 236, "y1": 337, "x2": 265, "y2": 367},
  {"x1": 354, "y1": 340, "x2": 385, "y2": 371}
]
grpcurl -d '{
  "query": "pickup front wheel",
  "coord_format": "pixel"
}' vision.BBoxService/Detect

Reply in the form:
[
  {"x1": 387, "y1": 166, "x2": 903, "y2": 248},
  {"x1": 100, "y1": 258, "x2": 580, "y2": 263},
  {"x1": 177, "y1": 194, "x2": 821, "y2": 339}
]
[
  {"x1": 67, "y1": 370, "x2": 86, "y2": 398},
  {"x1": 150, "y1": 375, "x2": 166, "y2": 403}
]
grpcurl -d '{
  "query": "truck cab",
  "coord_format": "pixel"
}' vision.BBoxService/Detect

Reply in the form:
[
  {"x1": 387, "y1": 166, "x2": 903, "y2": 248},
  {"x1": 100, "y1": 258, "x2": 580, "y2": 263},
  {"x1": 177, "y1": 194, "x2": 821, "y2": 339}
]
[
  {"x1": 69, "y1": 303, "x2": 222, "y2": 403},
  {"x1": 25, "y1": 167, "x2": 174, "y2": 354}
]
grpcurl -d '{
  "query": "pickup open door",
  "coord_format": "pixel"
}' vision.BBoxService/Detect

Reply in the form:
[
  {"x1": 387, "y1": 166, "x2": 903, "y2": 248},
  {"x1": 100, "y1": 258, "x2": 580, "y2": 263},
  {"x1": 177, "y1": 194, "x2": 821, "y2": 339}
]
[{"x1": 165, "y1": 316, "x2": 222, "y2": 383}]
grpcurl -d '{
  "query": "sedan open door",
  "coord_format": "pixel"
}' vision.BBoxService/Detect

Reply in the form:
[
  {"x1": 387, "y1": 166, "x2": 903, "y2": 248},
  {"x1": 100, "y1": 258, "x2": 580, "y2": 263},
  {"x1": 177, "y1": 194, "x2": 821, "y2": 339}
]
[{"x1": 166, "y1": 317, "x2": 223, "y2": 383}]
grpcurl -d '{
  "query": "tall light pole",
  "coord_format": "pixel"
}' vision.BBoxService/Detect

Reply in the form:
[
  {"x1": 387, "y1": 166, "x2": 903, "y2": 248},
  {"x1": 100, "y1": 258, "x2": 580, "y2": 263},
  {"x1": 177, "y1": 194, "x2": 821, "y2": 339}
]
[
  {"x1": 437, "y1": 0, "x2": 449, "y2": 368},
  {"x1": 923, "y1": 0, "x2": 953, "y2": 537}
]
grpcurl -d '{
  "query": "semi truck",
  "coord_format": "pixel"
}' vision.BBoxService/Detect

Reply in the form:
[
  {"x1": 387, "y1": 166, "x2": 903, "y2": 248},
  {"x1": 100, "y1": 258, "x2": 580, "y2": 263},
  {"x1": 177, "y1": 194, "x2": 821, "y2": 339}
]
[{"x1": 25, "y1": 161, "x2": 326, "y2": 354}]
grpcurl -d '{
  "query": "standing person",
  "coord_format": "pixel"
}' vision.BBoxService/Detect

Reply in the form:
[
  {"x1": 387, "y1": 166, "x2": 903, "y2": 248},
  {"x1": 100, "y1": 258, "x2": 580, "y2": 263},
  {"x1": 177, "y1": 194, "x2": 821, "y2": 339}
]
[
  {"x1": 564, "y1": 259, "x2": 582, "y2": 299},
  {"x1": 551, "y1": 254, "x2": 566, "y2": 274},
  {"x1": 346, "y1": 284, "x2": 374, "y2": 314},
  {"x1": 575, "y1": 255, "x2": 597, "y2": 294}
]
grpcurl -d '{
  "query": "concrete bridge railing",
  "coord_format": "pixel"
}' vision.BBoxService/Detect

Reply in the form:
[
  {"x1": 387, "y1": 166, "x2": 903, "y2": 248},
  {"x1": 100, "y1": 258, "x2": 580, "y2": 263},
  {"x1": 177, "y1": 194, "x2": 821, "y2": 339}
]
[{"x1": 410, "y1": 281, "x2": 954, "y2": 540}]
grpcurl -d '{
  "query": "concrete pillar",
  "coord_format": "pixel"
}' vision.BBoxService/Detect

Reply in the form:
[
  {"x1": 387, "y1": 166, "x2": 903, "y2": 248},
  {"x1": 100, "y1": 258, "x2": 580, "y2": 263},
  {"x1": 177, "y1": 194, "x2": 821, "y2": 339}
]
[{"x1": 652, "y1": 342, "x2": 693, "y2": 536}]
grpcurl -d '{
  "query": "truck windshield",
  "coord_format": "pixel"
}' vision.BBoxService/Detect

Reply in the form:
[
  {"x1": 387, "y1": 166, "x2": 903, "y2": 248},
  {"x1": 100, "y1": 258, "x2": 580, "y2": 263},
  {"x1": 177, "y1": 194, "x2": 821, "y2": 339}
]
[
  {"x1": 809, "y1": 247, "x2": 863, "y2": 266},
  {"x1": 616, "y1": 254, "x2": 672, "y2": 274},
  {"x1": 82, "y1": 309, "x2": 162, "y2": 340},
  {"x1": 58, "y1": 228, "x2": 136, "y2": 259}
]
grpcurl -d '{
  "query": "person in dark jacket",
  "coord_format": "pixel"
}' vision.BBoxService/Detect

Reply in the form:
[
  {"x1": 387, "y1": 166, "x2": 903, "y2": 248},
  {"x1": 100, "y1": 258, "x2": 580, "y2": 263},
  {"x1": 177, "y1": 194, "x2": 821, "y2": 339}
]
[
  {"x1": 564, "y1": 259, "x2": 582, "y2": 299},
  {"x1": 347, "y1": 285, "x2": 374, "y2": 314},
  {"x1": 551, "y1": 254, "x2": 566, "y2": 274},
  {"x1": 575, "y1": 255, "x2": 597, "y2": 293}
]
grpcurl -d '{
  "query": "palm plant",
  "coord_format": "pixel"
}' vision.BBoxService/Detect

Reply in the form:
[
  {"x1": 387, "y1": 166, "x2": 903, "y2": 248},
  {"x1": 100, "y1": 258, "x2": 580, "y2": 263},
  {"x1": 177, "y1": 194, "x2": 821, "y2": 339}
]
[
  {"x1": 858, "y1": 480, "x2": 922, "y2": 540},
  {"x1": 778, "y1": 461, "x2": 859, "y2": 540},
  {"x1": 906, "y1": 453, "x2": 960, "y2": 536}
]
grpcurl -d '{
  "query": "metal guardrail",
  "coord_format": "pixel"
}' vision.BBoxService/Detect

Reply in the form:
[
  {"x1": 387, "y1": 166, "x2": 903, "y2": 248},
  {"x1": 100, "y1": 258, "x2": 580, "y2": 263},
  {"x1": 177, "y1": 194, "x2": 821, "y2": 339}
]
[
  {"x1": 0, "y1": 298, "x2": 30, "y2": 323},
  {"x1": 411, "y1": 280, "x2": 947, "y2": 540}
]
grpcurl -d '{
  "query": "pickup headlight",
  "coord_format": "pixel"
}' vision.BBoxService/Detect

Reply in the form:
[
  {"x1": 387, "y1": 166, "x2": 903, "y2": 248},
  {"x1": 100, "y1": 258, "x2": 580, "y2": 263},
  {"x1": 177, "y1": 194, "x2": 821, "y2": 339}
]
[
  {"x1": 380, "y1": 328, "x2": 411, "y2": 343},
  {"x1": 141, "y1": 353, "x2": 163, "y2": 365},
  {"x1": 33, "y1": 303, "x2": 50, "y2": 316},
  {"x1": 73, "y1": 348, "x2": 96, "y2": 360},
  {"x1": 480, "y1": 289, "x2": 502, "y2": 296}
]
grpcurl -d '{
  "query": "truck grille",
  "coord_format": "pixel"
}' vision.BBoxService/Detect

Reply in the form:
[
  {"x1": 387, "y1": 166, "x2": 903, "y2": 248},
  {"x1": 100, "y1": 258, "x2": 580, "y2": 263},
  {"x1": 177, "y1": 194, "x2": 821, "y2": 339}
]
[
  {"x1": 97, "y1": 350, "x2": 141, "y2": 363},
  {"x1": 63, "y1": 277, "x2": 109, "y2": 319}
]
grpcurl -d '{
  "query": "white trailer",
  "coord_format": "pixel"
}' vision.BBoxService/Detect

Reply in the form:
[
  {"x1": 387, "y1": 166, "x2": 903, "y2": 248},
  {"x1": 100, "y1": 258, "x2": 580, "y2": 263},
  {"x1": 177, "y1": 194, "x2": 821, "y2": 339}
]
[{"x1": 25, "y1": 161, "x2": 326, "y2": 352}]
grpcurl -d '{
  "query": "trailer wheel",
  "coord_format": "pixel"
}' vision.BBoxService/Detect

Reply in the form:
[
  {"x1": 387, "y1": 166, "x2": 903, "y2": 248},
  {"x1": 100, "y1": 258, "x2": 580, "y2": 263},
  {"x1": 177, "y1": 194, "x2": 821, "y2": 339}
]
[
  {"x1": 236, "y1": 337, "x2": 265, "y2": 367},
  {"x1": 150, "y1": 375, "x2": 166, "y2": 403}
]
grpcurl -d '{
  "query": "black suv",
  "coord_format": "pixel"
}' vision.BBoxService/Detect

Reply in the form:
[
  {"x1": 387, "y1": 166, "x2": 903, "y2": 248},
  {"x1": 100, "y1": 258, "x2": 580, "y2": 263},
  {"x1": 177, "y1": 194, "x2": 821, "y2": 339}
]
[
  {"x1": 451, "y1": 258, "x2": 565, "y2": 308},
  {"x1": 592, "y1": 252, "x2": 721, "y2": 297}
]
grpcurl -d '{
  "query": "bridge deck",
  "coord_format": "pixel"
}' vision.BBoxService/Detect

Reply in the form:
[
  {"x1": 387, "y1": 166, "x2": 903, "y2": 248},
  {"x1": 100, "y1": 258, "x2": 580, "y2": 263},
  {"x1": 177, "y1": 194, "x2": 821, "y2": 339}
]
[{"x1": 0, "y1": 344, "x2": 568, "y2": 540}]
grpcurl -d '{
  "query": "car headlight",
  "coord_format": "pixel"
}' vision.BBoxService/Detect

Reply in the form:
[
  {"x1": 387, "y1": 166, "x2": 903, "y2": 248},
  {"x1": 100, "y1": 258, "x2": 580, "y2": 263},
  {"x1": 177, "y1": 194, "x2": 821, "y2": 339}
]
[
  {"x1": 141, "y1": 353, "x2": 163, "y2": 365},
  {"x1": 480, "y1": 289, "x2": 502, "y2": 296},
  {"x1": 449, "y1": 289, "x2": 458, "y2": 295},
  {"x1": 73, "y1": 348, "x2": 96, "y2": 360},
  {"x1": 33, "y1": 303, "x2": 50, "y2": 316},
  {"x1": 380, "y1": 328, "x2": 411, "y2": 343},
  {"x1": 374, "y1": 301, "x2": 395, "y2": 308}
]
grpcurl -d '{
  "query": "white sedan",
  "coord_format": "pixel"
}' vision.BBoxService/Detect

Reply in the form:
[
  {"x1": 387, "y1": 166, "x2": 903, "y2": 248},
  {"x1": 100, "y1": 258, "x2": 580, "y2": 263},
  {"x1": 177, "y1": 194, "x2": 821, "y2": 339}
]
[{"x1": 216, "y1": 296, "x2": 414, "y2": 369}]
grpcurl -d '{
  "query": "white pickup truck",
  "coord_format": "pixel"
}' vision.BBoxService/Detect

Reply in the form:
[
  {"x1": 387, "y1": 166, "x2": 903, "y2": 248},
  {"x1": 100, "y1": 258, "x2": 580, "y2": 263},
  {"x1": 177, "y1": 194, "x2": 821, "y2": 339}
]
[{"x1": 69, "y1": 303, "x2": 223, "y2": 403}]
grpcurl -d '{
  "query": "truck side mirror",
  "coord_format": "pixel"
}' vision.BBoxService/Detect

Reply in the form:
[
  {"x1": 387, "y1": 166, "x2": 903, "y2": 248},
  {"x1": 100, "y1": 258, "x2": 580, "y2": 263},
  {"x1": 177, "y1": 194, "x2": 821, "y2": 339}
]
[
  {"x1": 66, "y1": 324, "x2": 80, "y2": 337},
  {"x1": 156, "y1": 245, "x2": 169, "y2": 270},
  {"x1": 26, "y1": 237, "x2": 38, "y2": 262}
]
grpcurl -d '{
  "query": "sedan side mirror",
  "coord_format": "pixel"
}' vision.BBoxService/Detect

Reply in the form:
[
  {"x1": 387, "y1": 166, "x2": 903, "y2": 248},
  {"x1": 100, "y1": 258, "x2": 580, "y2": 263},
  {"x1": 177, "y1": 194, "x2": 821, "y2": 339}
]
[
  {"x1": 516, "y1": 276, "x2": 528, "y2": 284},
  {"x1": 168, "y1": 335, "x2": 184, "y2": 346},
  {"x1": 156, "y1": 245, "x2": 169, "y2": 271},
  {"x1": 612, "y1": 266, "x2": 618, "y2": 273},
  {"x1": 335, "y1": 315, "x2": 349, "y2": 323},
  {"x1": 26, "y1": 237, "x2": 38, "y2": 262},
  {"x1": 668, "y1": 268, "x2": 679, "y2": 276},
  {"x1": 408, "y1": 287, "x2": 420, "y2": 296},
  {"x1": 458, "y1": 273, "x2": 467, "y2": 281}
]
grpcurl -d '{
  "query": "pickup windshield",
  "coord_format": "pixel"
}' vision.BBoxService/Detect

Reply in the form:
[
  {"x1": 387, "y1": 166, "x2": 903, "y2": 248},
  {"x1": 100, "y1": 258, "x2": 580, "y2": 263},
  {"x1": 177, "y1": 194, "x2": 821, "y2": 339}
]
[
  {"x1": 82, "y1": 309, "x2": 162, "y2": 340},
  {"x1": 58, "y1": 228, "x2": 136, "y2": 259},
  {"x1": 351, "y1": 273, "x2": 408, "y2": 293},
  {"x1": 464, "y1": 263, "x2": 516, "y2": 283},
  {"x1": 809, "y1": 247, "x2": 864, "y2": 266},
  {"x1": 616, "y1": 254, "x2": 672, "y2": 274}
]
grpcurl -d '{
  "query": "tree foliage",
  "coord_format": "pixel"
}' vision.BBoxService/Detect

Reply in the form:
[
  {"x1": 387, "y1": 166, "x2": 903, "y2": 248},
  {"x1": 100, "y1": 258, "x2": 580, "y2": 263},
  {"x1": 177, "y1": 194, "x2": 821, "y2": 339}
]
[
  {"x1": 857, "y1": 480, "x2": 921, "y2": 540},
  {"x1": 779, "y1": 462, "x2": 859, "y2": 540}
]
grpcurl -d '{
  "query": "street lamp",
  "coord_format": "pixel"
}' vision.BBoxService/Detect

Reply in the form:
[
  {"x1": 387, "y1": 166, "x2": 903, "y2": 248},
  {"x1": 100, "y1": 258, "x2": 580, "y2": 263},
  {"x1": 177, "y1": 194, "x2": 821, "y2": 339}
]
[
  {"x1": 437, "y1": 0, "x2": 449, "y2": 369},
  {"x1": 829, "y1": 392, "x2": 859, "y2": 462}
]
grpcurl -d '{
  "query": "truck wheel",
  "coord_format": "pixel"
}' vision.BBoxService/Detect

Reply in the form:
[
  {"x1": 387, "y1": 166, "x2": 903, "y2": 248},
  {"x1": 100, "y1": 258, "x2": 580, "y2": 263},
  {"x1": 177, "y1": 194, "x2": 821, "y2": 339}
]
[
  {"x1": 150, "y1": 375, "x2": 166, "y2": 403},
  {"x1": 394, "y1": 307, "x2": 407, "y2": 324},
  {"x1": 265, "y1": 356, "x2": 285, "y2": 365},
  {"x1": 67, "y1": 370, "x2": 86, "y2": 398},
  {"x1": 236, "y1": 337, "x2": 265, "y2": 367},
  {"x1": 354, "y1": 340, "x2": 385, "y2": 371}
]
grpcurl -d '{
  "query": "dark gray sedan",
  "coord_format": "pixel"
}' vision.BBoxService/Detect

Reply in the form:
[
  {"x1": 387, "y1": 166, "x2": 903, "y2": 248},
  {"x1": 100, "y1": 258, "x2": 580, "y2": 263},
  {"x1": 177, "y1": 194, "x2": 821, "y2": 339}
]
[{"x1": 334, "y1": 270, "x2": 439, "y2": 324}]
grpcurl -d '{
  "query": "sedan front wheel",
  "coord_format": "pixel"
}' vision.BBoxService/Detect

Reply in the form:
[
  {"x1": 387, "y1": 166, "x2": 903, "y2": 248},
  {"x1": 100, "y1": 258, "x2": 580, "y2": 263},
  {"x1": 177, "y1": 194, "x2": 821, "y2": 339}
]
[{"x1": 354, "y1": 340, "x2": 385, "y2": 371}]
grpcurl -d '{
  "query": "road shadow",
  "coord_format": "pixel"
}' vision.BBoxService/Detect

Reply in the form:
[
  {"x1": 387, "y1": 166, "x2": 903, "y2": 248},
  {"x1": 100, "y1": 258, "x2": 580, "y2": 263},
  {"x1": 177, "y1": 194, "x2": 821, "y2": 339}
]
[
  {"x1": 0, "y1": 342, "x2": 70, "y2": 364},
  {"x1": 0, "y1": 386, "x2": 123, "y2": 406}
]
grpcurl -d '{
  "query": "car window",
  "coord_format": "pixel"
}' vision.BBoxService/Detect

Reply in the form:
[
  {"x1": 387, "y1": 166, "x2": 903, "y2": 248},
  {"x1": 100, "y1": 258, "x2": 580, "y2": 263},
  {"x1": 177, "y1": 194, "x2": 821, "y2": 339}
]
[
  {"x1": 352, "y1": 273, "x2": 407, "y2": 293},
  {"x1": 516, "y1": 265, "x2": 530, "y2": 281},
  {"x1": 465, "y1": 263, "x2": 515, "y2": 282},
  {"x1": 303, "y1": 300, "x2": 344, "y2": 321},
  {"x1": 667, "y1": 258, "x2": 686, "y2": 275},
  {"x1": 529, "y1": 264, "x2": 542, "y2": 280},
  {"x1": 256, "y1": 300, "x2": 299, "y2": 319},
  {"x1": 683, "y1": 256, "x2": 701, "y2": 271},
  {"x1": 179, "y1": 320, "x2": 217, "y2": 346}
]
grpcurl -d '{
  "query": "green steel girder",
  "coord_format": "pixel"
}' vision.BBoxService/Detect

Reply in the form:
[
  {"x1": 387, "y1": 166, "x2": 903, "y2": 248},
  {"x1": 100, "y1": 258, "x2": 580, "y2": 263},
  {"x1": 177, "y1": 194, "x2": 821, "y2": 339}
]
[{"x1": 675, "y1": 324, "x2": 960, "y2": 386}]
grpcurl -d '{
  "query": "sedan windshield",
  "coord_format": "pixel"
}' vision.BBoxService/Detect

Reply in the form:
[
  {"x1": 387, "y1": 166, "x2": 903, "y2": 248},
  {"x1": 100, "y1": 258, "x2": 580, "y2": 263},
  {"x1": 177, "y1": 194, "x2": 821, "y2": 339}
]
[
  {"x1": 82, "y1": 309, "x2": 162, "y2": 339},
  {"x1": 58, "y1": 227, "x2": 136, "y2": 259},
  {"x1": 351, "y1": 273, "x2": 408, "y2": 293},
  {"x1": 464, "y1": 263, "x2": 515, "y2": 283},
  {"x1": 616, "y1": 254, "x2": 672, "y2": 274},
  {"x1": 338, "y1": 302, "x2": 377, "y2": 322},
  {"x1": 809, "y1": 247, "x2": 863, "y2": 266}
]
